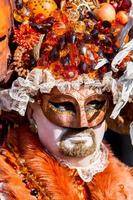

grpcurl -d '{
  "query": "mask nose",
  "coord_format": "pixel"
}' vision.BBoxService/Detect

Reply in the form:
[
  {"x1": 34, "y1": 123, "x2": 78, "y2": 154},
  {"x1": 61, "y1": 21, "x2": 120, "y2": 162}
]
[{"x1": 79, "y1": 106, "x2": 88, "y2": 128}]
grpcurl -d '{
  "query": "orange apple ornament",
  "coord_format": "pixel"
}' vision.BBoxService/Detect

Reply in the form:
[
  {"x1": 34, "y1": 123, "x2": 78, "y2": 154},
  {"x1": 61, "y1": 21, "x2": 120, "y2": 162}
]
[
  {"x1": 116, "y1": 11, "x2": 129, "y2": 25},
  {"x1": 94, "y1": 3, "x2": 116, "y2": 22},
  {"x1": 26, "y1": 0, "x2": 57, "y2": 18}
]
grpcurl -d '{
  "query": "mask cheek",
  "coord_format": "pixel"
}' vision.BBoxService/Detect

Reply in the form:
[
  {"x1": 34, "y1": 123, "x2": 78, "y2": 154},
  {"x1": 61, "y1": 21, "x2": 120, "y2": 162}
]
[
  {"x1": 44, "y1": 109, "x2": 77, "y2": 128},
  {"x1": 93, "y1": 120, "x2": 106, "y2": 149},
  {"x1": 41, "y1": 99, "x2": 79, "y2": 128}
]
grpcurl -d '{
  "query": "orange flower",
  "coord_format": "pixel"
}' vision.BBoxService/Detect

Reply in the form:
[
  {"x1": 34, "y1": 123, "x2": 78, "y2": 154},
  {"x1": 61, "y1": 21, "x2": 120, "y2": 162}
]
[
  {"x1": 62, "y1": 65, "x2": 79, "y2": 81},
  {"x1": 14, "y1": 24, "x2": 40, "y2": 50}
]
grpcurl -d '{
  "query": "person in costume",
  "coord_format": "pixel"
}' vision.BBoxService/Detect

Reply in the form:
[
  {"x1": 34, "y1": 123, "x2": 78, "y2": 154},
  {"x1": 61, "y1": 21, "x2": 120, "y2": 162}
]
[{"x1": 0, "y1": 0, "x2": 133, "y2": 199}]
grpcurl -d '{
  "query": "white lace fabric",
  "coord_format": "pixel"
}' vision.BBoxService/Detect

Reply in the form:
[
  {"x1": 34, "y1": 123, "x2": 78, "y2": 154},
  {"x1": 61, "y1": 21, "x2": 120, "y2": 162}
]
[
  {"x1": 56, "y1": 143, "x2": 108, "y2": 183},
  {"x1": 76, "y1": 144, "x2": 108, "y2": 182}
]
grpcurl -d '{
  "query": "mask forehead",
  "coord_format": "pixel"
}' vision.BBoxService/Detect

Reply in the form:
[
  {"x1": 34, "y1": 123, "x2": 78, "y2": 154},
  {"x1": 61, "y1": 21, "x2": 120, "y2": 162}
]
[
  {"x1": 64, "y1": 87, "x2": 96, "y2": 101},
  {"x1": 48, "y1": 86, "x2": 97, "y2": 103}
]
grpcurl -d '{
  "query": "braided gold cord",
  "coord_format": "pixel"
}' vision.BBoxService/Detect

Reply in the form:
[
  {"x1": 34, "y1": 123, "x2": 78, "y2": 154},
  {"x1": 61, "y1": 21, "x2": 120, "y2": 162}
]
[{"x1": 10, "y1": 46, "x2": 29, "y2": 77}]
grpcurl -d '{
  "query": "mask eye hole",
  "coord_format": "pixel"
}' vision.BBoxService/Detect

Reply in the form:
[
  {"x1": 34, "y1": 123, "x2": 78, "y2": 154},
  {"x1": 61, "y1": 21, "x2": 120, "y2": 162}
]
[
  {"x1": 85, "y1": 100, "x2": 106, "y2": 112},
  {"x1": 49, "y1": 101, "x2": 76, "y2": 114},
  {"x1": 0, "y1": 35, "x2": 6, "y2": 42},
  {"x1": 85, "y1": 100, "x2": 107, "y2": 124}
]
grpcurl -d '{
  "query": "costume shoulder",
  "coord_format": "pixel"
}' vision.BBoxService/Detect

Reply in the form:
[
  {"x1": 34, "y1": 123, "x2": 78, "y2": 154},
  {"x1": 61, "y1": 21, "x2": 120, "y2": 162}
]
[
  {"x1": 0, "y1": 147, "x2": 36, "y2": 200},
  {"x1": 88, "y1": 150, "x2": 133, "y2": 200},
  {"x1": 1, "y1": 126, "x2": 133, "y2": 200}
]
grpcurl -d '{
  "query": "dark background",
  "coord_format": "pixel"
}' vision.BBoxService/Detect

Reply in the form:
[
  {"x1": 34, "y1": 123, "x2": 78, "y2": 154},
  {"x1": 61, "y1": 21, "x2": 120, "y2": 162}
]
[{"x1": 105, "y1": 129, "x2": 133, "y2": 166}]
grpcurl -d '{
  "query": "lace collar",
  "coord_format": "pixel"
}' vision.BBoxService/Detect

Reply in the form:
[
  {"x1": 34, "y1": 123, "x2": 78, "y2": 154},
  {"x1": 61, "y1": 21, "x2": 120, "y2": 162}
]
[{"x1": 54, "y1": 143, "x2": 109, "y2": 182}]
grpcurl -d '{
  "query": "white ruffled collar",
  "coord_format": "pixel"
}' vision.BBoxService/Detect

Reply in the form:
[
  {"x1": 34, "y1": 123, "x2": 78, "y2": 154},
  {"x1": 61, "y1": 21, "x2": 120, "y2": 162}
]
[{"x1": 55, "y1": 143, "x2": 109, "y2": 182}]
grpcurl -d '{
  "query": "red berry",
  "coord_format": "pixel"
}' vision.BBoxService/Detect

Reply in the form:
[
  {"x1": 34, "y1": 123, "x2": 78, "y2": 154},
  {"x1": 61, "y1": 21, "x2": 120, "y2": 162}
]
[
  {"x1": 120, "y1": 0, "x2": 132, "y2": 11},
  {"x1": 104, "y1": 27, "x2": 110, "y2": 34},
  {"x1": 100, "y1": 66, "x2": 107, "y2": 74},
  {"x1": 34, "y1": 13, "x2": 45, "y2": 23}
]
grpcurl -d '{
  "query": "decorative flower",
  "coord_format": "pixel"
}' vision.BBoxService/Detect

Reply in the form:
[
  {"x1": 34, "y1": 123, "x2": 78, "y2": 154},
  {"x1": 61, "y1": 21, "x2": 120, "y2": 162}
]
[
  {"x1": 62, "y1": 65, "x2": 79, "y2": 81},
  {"x1": 50, "y1": 62, "x2": 64, "y2": 79},
  {"x1": 14, "y1": 24, "x2": 40, "y2": 50},
  {"x1": 45, "y1": 32, "x2": 59, "y2": 46},
  {"x1": 26, "y1": 0, "x2": 57, "y2": 18},
  {"x1": 88, "y1": 70, "x2": 99, "y2": 79}
]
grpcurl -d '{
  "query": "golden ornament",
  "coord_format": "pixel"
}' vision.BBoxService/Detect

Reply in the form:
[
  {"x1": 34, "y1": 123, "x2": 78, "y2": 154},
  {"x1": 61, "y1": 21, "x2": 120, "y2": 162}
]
[{"x1": 26, "y1": 0, "x2": 57, "y2": 18}]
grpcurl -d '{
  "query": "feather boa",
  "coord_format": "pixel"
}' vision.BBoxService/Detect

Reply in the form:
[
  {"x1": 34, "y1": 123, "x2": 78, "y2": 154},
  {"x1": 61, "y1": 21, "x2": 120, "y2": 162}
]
[{"x1": 0, "y1": 126, "x2": 133, "y2": 200}]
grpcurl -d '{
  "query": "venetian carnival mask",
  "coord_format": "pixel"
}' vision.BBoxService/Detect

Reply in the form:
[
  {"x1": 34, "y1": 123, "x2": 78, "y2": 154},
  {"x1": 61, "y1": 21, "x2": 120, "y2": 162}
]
[
  {"x1": 31, "y1": 88, "x2": 107, "y2": 160},
  {"x1": 40, "y1": 87, "x2": 108, "y2": 128},
  {"x1": 37, "y1": 86, "x2": 108, "y2": 158}
]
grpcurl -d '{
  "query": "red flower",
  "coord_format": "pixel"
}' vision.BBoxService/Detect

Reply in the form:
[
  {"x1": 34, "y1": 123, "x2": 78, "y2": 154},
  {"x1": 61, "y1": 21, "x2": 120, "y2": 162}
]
[
  {"x1": 50, "y1": 62, "x2": 64, "y2": 79},
  {"x1": 45, "y1": 32, "x2": 59, "y2": 46},
  {"x1": 62, "y1": 65, "x2": 79, "y2": 81},
  {"x1": 14, "y1": 24, "x2": 40, "y2": 50}
]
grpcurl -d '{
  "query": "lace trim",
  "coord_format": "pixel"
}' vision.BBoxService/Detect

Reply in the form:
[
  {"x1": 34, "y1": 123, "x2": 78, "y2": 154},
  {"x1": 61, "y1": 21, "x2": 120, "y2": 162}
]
[
  {"x1": 0, "y1": 182, "x2": 6, "y2": 200},
  {"x1": 77, "y1": 144, "x2": 108, "y2": 182},
  {"x1": 0, "y1": 193, "x2": 6, "y2": 200},
  {"x1": 0, "y1": 65, "x2": 132, "y2": 118},
  {"x1": 58, "y1": 143, "x2": 108, "y2": 183}
]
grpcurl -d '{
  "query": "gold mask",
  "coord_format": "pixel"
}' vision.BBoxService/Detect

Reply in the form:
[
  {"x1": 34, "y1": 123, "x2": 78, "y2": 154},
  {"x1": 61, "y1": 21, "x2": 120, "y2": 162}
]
[{"x1": 40, "y1": 86, "x2": 108, "y2": 128}]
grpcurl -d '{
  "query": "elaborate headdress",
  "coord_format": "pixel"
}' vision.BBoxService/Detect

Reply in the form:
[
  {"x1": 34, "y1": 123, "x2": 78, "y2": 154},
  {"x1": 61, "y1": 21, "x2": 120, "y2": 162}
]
[{"x1": 0, "y1": 0, "x2": 133, "y2": 130}]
